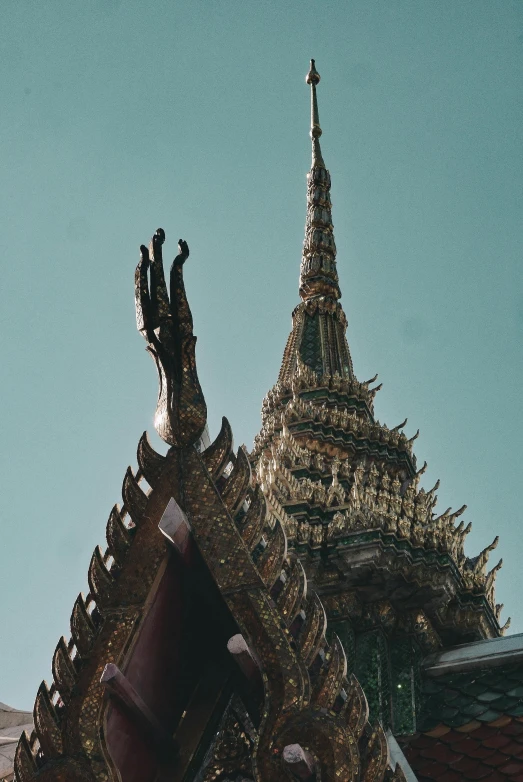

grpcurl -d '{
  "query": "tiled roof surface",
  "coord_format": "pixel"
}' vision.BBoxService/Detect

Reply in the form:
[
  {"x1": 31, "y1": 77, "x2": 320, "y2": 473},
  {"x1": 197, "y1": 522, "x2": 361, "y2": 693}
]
[
  {"x1": 420, "y1": 665, "x2": 523, "y2": 732},
  {"x1": 403, "y1": 663, "x2": 523, "y2": 781},
  {"x1": 0, "y1": 702, "x2": 33, "y2": 781}
]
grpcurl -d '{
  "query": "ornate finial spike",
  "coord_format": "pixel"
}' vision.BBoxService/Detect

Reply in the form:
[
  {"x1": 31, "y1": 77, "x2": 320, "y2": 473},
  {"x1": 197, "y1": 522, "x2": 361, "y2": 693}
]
[
  {"x1": 306, "y1": 59, "x2": 324, "y2": 166},
  {"x1": 299, "y1": 59, "x2": 340, "y2": 302}
]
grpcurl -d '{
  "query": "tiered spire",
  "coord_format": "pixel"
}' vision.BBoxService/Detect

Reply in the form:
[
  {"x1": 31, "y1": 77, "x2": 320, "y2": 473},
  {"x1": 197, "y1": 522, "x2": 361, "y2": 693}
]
[
  {"x1": 299, "y1": 59, "x2": 340, "y2": 301},
  {"x1": 276, "y1": 60, "x2": 353, "y2": 386},
  {"x1": 253, "y1": 61, "x2": 504, "y2": 664}
]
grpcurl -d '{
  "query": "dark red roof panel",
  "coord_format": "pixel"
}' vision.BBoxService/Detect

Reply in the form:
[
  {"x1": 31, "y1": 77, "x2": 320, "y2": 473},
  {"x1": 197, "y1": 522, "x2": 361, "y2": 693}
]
[{"x1": 401, "y1": 660, "x2": 523, "y2": 780}]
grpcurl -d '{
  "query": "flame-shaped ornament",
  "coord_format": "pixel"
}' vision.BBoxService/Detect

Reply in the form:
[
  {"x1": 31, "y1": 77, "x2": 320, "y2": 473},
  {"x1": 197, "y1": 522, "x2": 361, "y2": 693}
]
[{"x1": 135, "y1": 229, "x2": 207, "y2": 447}]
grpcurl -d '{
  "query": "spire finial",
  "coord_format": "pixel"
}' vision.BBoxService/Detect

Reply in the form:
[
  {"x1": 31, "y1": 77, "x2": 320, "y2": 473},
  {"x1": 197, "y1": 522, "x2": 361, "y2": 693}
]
[
  {"x1": 306, "y1": 59, "x2": 324, "y2": 166},
  {"x1": 299, "y1": 60, "x2": 340, "y2": 301}
]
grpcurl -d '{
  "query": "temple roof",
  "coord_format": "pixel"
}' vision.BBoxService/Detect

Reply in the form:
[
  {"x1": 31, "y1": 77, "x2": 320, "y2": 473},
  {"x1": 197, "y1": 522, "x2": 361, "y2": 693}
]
[
  {"x1": 0, "y1": 703, "x2": 32, "y2": 781},
  {"x1": 424, "y1": 634, "x2": 523, "y2": 677},
  {"x1": 12, "y1": 225, "x2": 410, "y2": 782},
  {"x1": 8, "y1": 59, "x2": 515, "y2": 782},
  {"x1": 402, "y1": 635, "x2": 523, "y2": 780}
]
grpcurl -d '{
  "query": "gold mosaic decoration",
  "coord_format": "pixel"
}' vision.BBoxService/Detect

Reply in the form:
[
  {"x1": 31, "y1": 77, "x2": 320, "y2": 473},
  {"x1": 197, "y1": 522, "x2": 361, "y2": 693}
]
[
  {"x1": 251, "y1": 61, "x2": 506, "y2": 646},
  {"x1": 13, "y1": 223, "x2": 407, "y2": 781}
]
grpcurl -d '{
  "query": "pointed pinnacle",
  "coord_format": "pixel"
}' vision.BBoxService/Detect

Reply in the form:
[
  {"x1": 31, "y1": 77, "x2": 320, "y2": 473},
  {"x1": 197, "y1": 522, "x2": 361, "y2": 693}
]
[
  {"x1": 306, "y1": 59, "x2": 324, "y2": 166},
  {"x1": 299, "y1": 59, "x2": 342, "y2": 303},
  {"x1": 306, "y1": 59, "x2": 321, "y2": 86}
]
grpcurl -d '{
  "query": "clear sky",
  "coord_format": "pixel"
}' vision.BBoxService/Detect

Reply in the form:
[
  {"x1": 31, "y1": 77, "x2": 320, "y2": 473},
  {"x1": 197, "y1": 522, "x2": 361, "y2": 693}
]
[{"x1": 1, "y1": 1, "x2": 522, "y2": 709}]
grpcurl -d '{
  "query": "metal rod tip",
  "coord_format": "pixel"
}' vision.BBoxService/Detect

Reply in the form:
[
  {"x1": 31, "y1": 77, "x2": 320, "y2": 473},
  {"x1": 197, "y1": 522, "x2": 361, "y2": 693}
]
[{"x1": 306, "y1": 59, "x2": 320, "y2": 85}]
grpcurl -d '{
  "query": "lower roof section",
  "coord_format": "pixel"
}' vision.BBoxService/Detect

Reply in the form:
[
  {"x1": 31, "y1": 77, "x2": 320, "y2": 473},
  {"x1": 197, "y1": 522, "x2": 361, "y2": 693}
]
[
  {"x1": 0, "y1": 703, "x2": 33, "y2": 781},
  {"x1": 424, "y1": 634, "x2": 523, "y2": 677},
  {"x1": 401, "y1": 635, "x2": 523, "y2": 781}
]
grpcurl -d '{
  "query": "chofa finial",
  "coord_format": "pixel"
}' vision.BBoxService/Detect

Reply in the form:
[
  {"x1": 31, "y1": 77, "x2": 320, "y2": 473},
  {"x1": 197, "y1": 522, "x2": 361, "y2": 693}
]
[{"x1": 135, "y1": 229, "x2": 207, "y2": 448}]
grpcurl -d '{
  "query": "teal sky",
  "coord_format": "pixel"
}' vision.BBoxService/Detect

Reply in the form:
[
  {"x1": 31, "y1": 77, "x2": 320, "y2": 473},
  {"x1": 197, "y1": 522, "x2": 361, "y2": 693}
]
[{"x1": 1, "y1": 1, "x2": 522, "y2": 708}]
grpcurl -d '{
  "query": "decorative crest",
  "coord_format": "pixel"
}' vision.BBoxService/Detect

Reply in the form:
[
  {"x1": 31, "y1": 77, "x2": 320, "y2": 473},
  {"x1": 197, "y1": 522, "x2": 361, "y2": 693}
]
[{"x1": 135, "y1": 229, "x2": 207, "y2": 447}]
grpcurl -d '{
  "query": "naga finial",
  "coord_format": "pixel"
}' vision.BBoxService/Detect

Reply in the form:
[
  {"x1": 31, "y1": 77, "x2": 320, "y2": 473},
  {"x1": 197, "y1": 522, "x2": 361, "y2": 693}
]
[{"x1": 135, "y1": 229, "x2": 207, "y2": 447}]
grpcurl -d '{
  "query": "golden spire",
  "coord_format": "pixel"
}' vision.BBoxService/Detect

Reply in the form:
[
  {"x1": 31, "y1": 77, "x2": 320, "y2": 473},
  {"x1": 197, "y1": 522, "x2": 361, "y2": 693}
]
[{"x1": 299, "y1": 60, "x2": 340, "y2": 301}]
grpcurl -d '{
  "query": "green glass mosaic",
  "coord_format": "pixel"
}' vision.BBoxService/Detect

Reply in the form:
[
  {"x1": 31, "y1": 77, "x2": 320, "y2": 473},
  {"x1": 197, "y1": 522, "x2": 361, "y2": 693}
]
[
  {"x1": 390, "y1": 636, "x2": 422, "y2": 736},
  {"x1": 354, "y1": 630, "x2": 391, "y2": 727},
  {"x1": 300, "y1": 313, "x2": 323, "y2": 373}
]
